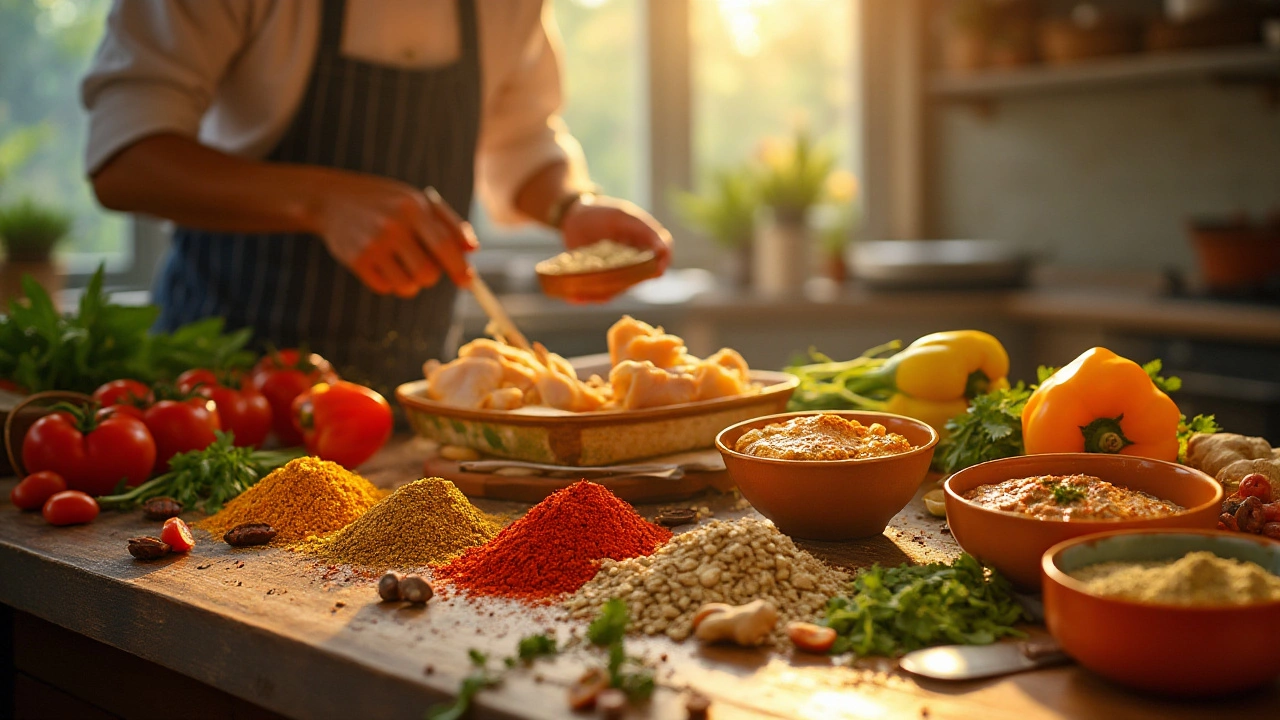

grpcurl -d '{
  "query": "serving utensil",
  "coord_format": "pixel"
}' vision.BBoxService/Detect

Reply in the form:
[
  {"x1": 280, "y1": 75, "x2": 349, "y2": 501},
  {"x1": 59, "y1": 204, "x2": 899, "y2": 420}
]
[{"x1": 898, "y1": 640, "x2": 1071, "y2": 681}]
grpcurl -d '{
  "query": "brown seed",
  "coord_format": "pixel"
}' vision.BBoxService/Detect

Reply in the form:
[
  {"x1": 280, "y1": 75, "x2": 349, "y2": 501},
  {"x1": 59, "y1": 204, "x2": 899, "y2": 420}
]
[
  {"x1": 223, "y1": 522, "x2": 277, "y2": 547},
  {"x1": 655, "y1": 509, "x2": 697, "y2": 527},
  {"x1": 399, "y1": 575, "x2": 434, "y2": 604},
  {"x1": 142, "y1": 497, "x2": 183, "y2": 520},
  {"x1": 1236, "y1": 496, "x2": 1266, "y2": 534},
  {"x1": 685, "y1": 691, "x2": 711, "y2": 719},
  {"x1": 378, "y1": 571, "x2": 405, "y2": 602},
  {"x1": 597, "y1": 689, "x2": 626, "y2": 719},
  {"x1": 128, "y1": 536, "x2": 171, "y2": 561}
]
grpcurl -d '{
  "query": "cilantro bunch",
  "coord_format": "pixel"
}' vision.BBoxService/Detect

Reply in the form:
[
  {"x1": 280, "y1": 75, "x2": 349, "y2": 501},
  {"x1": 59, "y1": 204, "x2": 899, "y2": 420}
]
[{"x1": 821, "y1": 554, "x2": 1028, "y2": 657}]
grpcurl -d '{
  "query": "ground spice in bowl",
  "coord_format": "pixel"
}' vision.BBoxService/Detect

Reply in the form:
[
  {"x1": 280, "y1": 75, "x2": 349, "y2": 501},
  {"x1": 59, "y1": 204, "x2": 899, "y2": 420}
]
[
  {"x1": 198, "y1": 457, "x2": 383, "y2": 543},
  {"x1": 1070, "y1": 550, "x2": 1280, "y2": 605},
  {"x1": 435, "y1": 480, "x2": 671, "y2": 601},
  {"x1": 301, "y1": 478, "x2": 501, "y2": 569}
]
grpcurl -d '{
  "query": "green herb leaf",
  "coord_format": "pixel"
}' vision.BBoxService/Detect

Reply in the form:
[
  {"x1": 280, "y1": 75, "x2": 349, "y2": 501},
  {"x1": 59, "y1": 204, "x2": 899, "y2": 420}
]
[
  {"x1": 587, "y1": 598, "x2": 630, "y2": 647},
  {"x1": 821, "y1": 554, "x2": 1027, "y2": 657},
  {"x1": 515, "y1": 634, "x2": 558, "y2": 663},
  {"x1": 1177, "y1": 413, "x2": 1222, "y2": 463},
  {"x1": 935, "y1": 383, "x2": 1033, "y2": 474},
  {"x1": 1052, "y1": 483, "x2": 1086, "y2": 505},
  {"x1": 1143, "y1": 359, "x2": 1182, "y2": 394}
]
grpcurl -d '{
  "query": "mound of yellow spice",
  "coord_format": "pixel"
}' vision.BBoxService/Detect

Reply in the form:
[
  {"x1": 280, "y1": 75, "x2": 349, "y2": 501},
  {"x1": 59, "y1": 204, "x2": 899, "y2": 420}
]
[
  {"x1": 305, "y1": 478, "x2": 501, "y2": 569},
  {"x1": 198, "y1": 457, "x2": 383, "y2": 543}
]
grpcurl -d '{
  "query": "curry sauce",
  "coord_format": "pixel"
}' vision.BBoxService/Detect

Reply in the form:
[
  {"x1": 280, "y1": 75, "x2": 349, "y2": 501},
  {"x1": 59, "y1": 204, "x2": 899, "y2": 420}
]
[
  {"x1": 734, "y1": 414, "x2": 914, "y2": 461},
  {"x1": 962, "y1": 474, "x2": 1183, "y2": 521}
]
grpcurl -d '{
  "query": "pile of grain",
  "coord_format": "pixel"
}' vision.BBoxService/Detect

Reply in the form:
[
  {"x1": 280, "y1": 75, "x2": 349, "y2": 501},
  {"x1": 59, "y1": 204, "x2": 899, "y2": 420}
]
[
  {"x1": 198, "y1": 457, "x2": 382, "y2": 543},
  {"x1": 305, "y1": 478, "x2": 500, "y2": 569},
  {"x1": 566, "y1": 518, "x2": 847, "y2": 642}
]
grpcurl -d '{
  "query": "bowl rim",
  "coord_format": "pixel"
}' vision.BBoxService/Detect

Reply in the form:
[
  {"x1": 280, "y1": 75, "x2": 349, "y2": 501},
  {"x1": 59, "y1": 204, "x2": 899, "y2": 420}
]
[
  {"x1": 943, "y1": 452, "x2": 1223, "y2": 524},
  {"x1": 534, "y1": 252, "x2": 659, "y2": 278},
  {"x1": 714, "y1": 409, "x2": 940, "y2": 467},
  {"x1": 1041, "y1": 528, "x2": 1280, "y2": 611}
]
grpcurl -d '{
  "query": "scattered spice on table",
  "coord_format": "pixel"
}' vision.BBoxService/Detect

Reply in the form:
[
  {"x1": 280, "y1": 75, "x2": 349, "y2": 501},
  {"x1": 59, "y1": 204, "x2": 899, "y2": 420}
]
[
  {"x1": 302, "y1": 478, "x2": 499, "y2": 569},
  {"x1": 566, "y1": 518, "x2": 846, "y2": 643},
  {"x1": 436, "y1": 480, "x2": 671, "y2": 601},
  {"x1": 197, "y1": 457, "x2": 382, "y2": 543}
]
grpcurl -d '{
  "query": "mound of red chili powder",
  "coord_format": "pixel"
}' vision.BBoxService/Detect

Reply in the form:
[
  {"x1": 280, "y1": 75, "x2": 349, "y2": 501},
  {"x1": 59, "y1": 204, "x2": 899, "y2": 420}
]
[{"x1": 436, "y1": 480, "x2": 671, "y2": 600}]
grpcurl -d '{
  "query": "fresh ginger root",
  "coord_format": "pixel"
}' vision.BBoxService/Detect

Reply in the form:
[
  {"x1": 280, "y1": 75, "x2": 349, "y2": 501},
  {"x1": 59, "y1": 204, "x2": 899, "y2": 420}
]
[
  {"x1": 691, "y1": 599, "x2": 779, "y2": 647},
  {"x1": 1186, "y1": 433, "x2": 1280, "y2": 497}
]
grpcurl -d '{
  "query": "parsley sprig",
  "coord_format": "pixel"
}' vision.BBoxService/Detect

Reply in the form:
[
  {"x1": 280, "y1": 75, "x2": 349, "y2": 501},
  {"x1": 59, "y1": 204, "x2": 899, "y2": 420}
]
[
  {"x1": 587, "y1": 599, "x2": 655, "y2": 703},
  {"x1": 821, "y1": 554, "x2": 1027, "y2": 657},
  {"x1": 426, "y1": 634, "x2": 559, "y2": 720}
]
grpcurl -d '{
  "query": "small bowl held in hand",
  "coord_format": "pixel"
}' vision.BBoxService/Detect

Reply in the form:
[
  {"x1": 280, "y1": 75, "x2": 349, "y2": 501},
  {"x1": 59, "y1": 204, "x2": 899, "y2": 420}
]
[
  {"x1": 715, "y1": 411, "x2": 938, "y2": 541},
  {"x1": 535, "y1": 241, "x2": 661, "y2": 302},
  {"x1": 1042, "y1": 529, "x2": 1280, "y2": 696}
]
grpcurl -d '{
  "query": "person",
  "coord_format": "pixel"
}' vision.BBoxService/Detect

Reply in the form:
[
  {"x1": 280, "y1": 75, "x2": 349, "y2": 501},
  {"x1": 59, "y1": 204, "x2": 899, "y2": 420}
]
[{"x1": 81, "y1": 0, "x2": 671, "y2": 394}]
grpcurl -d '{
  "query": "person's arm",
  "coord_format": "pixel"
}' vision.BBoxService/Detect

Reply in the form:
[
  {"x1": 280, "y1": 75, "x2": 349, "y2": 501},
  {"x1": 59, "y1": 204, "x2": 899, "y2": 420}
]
[
  {"x1": 92, "y1": 134, "x2": 474, "y2": 296},
  {"x1": 477, "y1": 3, "x2": 671, "y2": 277},
  {"x1": 82, "y1": 1, "x2": 472, "y2": 297}
]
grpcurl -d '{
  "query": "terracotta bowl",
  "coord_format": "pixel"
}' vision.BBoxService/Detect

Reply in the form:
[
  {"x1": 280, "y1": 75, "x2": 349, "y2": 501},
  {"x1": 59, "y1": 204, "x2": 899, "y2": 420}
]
[
  {"x1": 944, "y1": 453, "x2": 1222, "y2": 590},
  {"x1": 535, "y1": 254, "x2": 660, "y2": 302},
  {"x1": 715, "y1": 411, "x2": 938, "y2": 541},
  {"x1": 1043, "y1": 530, "x2": 1280, "y2": 696}
]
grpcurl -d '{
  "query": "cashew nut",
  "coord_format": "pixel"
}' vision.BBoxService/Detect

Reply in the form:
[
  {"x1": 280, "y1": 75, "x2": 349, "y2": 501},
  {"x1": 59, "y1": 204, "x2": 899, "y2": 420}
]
[{"x1": 691, "y1": 599, "x2": 779, "y2": 647}]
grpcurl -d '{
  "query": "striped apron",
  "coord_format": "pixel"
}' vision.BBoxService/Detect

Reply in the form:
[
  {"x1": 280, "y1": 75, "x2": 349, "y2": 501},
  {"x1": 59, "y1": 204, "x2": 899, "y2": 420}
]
[{"x1": 153, "y1": 0, "x2": 481, "y2": 399}]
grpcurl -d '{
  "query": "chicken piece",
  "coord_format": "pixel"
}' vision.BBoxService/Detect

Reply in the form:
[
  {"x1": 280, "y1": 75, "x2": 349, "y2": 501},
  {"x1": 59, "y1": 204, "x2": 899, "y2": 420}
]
[
  {"x1": 422, "y1": 358, "x2": 442, "y2": 379},
  {"x1": 607, "y1": 316, "x2": 656, "y2": 367},
  {"x1": 426, "y1": 357, "x2": 504, "y2": 408},
  {"x1": 481, "y1": 387, "x2": 525, "y2": 411},
  {"x1": 693, "y1": 361, "x2": 749, "y2": 401},
  {"x1": 534, "y1": 372, "x2": 606, "y2": 412},
  {"x1": 704, "y1": 348, "x2": 750, "y2": 377},
  {"x1": 609, "y1": 360, "x2": 698, "y2": 410},
  {"x1": 458, "y1": 339, "x2": 541, "y2": 390}
]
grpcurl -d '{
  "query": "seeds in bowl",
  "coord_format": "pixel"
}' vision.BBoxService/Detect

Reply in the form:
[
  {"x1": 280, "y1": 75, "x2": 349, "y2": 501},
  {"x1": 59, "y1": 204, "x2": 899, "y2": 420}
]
[
  {"x1": 734, "y1": 414, "x2": 913, "y2": 461},
  {"x1": 1069, "y1": 551, "x2": 1280, "y2": 605},
  {"x1": 537, "y1": 240, "x2": 654, "y2": 276},
  {"x1": 962, "y1": 474, "x2": 1183, "y2": 521}
]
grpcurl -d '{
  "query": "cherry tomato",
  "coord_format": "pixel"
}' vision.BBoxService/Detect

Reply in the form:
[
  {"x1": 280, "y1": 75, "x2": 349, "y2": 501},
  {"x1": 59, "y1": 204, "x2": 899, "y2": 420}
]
[
  {"x1": 92, "y1": 379, "x2": 154, "y2": 410},
  {"x1": 1238, "y1": 474, "x2": 1273, "y2": 503},
  {"x1": 42, "y1": 490, "x2": 99, "y2": 526},
  {"x1": 293, "y1": 381, "x2": 392, "y2": 468},
  {"x1": 144, "y1": 398, "x2": 221, "y2": 474},
  {"x1": 160, "y1": 516, "x2": 195, "y2": 552},
  {"x1": 252, "y1": 350, "x2": 337, "y2": 446},
  {"x1": 786, "y1": 622, "x2": 837, "y2": 654},
  {"x1": 178, "y1": 370, "x2": 272, "y2": 448},
  {"x1": 23, "y1": 408, "x2": 157, "y2": 495},
  {"x1": 11, "y1": 471, "x2": 67, "y2": 511}
]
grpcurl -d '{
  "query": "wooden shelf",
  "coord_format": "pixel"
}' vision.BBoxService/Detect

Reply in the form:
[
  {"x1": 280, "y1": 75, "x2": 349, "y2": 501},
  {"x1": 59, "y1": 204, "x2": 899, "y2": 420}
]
[{"x1": 930, "y1": 45, "x2": 1280, "y2": 100}]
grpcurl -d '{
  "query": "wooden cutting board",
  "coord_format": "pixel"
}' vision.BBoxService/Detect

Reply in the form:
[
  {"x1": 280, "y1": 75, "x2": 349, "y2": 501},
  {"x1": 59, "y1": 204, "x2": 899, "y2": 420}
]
[{"x1": 422, "y1": 455, "x2": 735, "y2": 503}]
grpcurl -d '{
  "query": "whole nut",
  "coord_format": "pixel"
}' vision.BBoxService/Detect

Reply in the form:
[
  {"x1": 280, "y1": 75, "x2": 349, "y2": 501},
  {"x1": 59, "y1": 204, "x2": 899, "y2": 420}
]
[
  {"x1": 128, "y1": 536, "x2": 171, "y2": 561},
  {"x1": 378, "y1": 571, "x2": 405, "y2": 602},
  {"x1": 655, "y1": 509, "x2": 697, "y2": 527},
  {"x1": 141, "y1": 497, "x2": 183, "y2": 520},
  {"x1": 223, "y1": 522, "x2": 277, "y2": 547},
  {"x1": 399, "y1": 574, "x2": 434, "y2": 604}
]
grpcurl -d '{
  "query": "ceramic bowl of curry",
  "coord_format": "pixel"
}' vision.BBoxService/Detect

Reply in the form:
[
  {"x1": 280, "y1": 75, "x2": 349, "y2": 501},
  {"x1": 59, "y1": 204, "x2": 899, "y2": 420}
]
[
  {"x1": 715, "y1": 410, "x2": 938, "y2": 541},
  {"x1": 944, "y1": 453, "x2": 1222, "y2": 590},
  {"x1": 1042, "y1": 529, "x2": 1280, "y2": 696}
]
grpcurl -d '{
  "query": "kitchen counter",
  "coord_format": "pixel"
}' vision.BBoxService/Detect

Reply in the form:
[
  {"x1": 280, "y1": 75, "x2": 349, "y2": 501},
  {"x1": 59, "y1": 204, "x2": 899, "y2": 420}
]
[{"x1": 2, "y1": 438, "x2": 1277, "y2": 719}]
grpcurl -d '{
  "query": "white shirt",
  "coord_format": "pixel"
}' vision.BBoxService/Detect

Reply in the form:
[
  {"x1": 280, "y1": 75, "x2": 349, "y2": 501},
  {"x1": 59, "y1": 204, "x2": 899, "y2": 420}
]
[{"x1": 81, "y1": 0, "x2": 590, "y2": 225}]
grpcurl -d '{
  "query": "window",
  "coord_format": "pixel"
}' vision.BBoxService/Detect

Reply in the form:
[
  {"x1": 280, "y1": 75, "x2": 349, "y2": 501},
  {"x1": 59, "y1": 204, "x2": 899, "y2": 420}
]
[{"x1": 0, "y1": 0, "x2": 132, "y2": 279}]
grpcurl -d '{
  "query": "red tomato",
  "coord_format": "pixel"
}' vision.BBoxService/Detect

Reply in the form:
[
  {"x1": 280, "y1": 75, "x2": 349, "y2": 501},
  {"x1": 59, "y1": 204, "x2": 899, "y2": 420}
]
[
  {"x1": 252, "y1": 350, "x2": 338, "y2": 446},
  {"x1": 177, "y1": 370, "x2": 272, "y2": 447},
  {"x1": 92, "y1": 379, "x2": 154, "y2": 410},
  {"x1": 42, "y1": 490, "x2": 99, "y2": 526},
  {"x1": 23, "y1": 410, "x2": 157, "y2": 495},
  {"x1": 11, "y1": 471, "x2": 67, "y2": 511},
  {"x1": 160, "y1": 516, "x2": 195, "y2": 552},
  {"x1": 293, "y1": 381, "x2": 392, "y2": 469},
  {"x1": 144, "y1": 398, "x2": 221, "y2": 474}
]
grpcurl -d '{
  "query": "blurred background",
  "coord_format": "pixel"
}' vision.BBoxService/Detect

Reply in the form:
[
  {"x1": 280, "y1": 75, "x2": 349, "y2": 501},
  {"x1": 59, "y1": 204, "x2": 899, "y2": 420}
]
[{"x1": 1, "y1": 0, "x2": 1279, "y2": 434}]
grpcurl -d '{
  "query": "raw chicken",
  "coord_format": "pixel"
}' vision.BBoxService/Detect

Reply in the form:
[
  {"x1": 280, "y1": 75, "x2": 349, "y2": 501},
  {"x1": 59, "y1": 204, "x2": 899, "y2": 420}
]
[
  {"x1": 607, "y1": 316, "x2": 692, "y2": 369},
  {"x1": 481, "y1": 387, "x2": 525, "y2": 410},
  {"x1": 693, "y1": 362, "x2": 748, "y2": 401},
  {"x1": 608, "y1": 360, "x2": 699, "y2": 410},
  {"x1": 427, "y1": 356, "x2": 504, "y2": 408}
]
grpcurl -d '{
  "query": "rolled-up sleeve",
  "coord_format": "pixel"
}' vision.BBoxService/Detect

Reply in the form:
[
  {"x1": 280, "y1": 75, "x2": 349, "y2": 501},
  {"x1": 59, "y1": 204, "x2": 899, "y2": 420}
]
[
  {"x1": 475, "y1": 2, "x2": 591, "y2": 226},
  {"x1": 81, "y1": 0, "x2": 254, "y2": 175}
]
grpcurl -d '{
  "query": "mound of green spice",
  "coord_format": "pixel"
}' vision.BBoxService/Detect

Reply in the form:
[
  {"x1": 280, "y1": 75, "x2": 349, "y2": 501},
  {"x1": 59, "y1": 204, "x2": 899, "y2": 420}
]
[{"x1": 820, "y1": 553, "x2": 1028, "y2": 657}]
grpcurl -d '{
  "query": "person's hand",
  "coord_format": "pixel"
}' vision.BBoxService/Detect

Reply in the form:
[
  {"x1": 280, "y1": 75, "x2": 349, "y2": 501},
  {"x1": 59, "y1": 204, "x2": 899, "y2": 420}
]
[
  {"x1": 308, "y1": 170, "x2": 477, "y2": 297},
  {"x1": 560, "y1": 194, "x2": 672, "y2": 274}
]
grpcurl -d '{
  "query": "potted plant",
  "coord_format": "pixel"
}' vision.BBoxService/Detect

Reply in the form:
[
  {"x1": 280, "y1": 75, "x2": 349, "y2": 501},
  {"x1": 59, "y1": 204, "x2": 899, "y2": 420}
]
[
  {"x1": 815, "y1": 170, "x2": 861, "y2": 283},
  {"x1": 672, "y1": 168, "x2": 758, "y2": 288},
  {"x1": 0, "y1": 198, "x2": 72, "y2": 306},
  {"x1": 752, "y1": 130, "x2": 835, "y2": 296}
]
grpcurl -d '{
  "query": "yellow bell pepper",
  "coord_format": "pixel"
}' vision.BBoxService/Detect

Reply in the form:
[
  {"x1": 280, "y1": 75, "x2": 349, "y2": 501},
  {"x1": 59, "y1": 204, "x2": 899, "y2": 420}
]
[
  {"x1": 1022, "y1": 347, "x2": 1181, "y2": 462},
  {"x1": 885, "y1": 394, "x2": 970, "y2": 436},
  {"x1": 891, "y1": 331, "x2": 1011, "y2": 401}
]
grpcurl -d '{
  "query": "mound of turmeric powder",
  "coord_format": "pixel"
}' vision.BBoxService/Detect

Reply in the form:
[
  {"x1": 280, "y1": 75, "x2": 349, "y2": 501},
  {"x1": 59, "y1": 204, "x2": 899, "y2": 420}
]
[{"x1": 198, "y1": 457, "x2": 383, "y2": 543}]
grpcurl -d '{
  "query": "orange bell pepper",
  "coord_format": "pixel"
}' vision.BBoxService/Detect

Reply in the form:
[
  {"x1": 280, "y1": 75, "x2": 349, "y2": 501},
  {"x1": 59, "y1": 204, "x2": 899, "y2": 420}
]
[{"x1": 1022, "y1": 347, "x2": 1181, "y2": 462}]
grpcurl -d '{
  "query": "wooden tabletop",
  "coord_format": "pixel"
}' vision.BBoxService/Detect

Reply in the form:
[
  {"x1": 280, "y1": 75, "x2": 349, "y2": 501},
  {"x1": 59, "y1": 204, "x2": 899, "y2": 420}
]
[{"x1": 1, "y1": 438, "x2": 1276, "y2": 720}]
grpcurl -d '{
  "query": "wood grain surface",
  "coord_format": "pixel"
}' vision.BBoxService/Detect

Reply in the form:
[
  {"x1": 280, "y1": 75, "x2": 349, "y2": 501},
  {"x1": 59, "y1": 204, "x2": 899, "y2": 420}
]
[{"x1": 1, "y1": 437, "x2": 1276, "y2": 720}]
